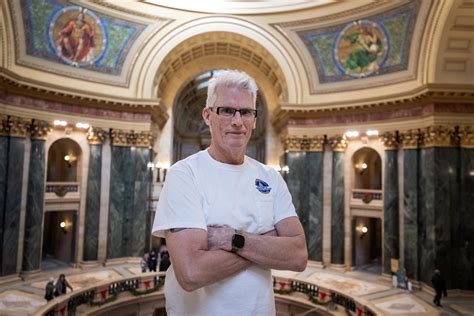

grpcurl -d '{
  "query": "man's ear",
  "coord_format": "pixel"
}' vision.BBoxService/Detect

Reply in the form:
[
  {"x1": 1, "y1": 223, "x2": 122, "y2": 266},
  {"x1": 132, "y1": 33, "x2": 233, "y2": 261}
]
[{"x1": 203, "y1": 107, "x2": 211, "y2": 126}]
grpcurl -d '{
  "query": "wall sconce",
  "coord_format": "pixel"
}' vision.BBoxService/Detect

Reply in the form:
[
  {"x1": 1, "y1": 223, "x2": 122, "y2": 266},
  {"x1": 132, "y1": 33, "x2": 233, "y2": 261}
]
[
  {"x1": 357, "y1": 225, "x2": 368, "y2": 239},
  {"x1": 59, "y1": 221, "x2": 67, "y2": 234},
  {"x1": 355, "y1": 162, "x2": 368, "y2": 175},
  {"x1": 281, "y1": 165, "x2": 290, "y2": 175}
]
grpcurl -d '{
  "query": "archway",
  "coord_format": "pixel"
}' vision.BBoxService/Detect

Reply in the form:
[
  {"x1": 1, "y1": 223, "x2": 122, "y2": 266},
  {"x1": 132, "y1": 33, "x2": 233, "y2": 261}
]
[{"x1": 172, "y1": 70, "x2": 267, "y2": 163}]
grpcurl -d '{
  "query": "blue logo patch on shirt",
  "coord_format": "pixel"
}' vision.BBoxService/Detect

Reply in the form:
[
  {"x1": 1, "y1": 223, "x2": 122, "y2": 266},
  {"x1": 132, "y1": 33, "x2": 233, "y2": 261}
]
[{"x1": 255, "y1": 179, "x2": 271, "y2": 194}]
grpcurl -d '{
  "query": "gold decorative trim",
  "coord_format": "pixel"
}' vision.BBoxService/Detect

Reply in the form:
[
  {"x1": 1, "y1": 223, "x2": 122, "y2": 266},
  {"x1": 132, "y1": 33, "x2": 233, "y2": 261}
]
[
  {"x1": 110, "y1": 129, "x2": 156, "y2": 148},
  {"x1": 458, "y1": 126, "x2": 474, "y2": 148},
  {"x1": 420, "y1": 126, "x2": 457, "y2": 148},
  {"x1": 381, "y1": 132, "x2": 399, "y2": 150},
  {"x1": 328, "y1": 136, "x2": 347, "y2": 152},
  {"x1": 7, "y1": 116, "x2": 30, "y2": 138},
  {"x1": 30, "y1": 120, "x2": 51, "y2": 140},
  {"x1": 0, "y1": 114, "x2": 9, "y2": 136},
  {"x1": 282, "y1": 135, "x2": 325, "y2": 152},
  {"x1": 87, "y1": 127, "x2": 107, "y2": 145},
  {"x1": 400, "y1": 129, "x2": 421, "y2": 149}
]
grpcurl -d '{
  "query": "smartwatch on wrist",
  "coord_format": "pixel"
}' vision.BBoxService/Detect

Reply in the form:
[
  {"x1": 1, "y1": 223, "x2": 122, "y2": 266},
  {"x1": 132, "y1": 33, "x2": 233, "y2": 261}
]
[{"x1": 231, "y1": 233, "x2": 245, "y2": 253}]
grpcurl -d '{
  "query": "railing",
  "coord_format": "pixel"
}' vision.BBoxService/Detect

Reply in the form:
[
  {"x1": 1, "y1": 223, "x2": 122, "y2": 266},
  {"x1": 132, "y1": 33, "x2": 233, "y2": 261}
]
[
  {"x1": 273, "y1": 276, "x2": 377, "y2": 316},
  {"x1": 37, "y1": 273, "x2": 165, "y2": 316},
  {"x1": 45, "y1": 182, "x2": 80, "y2": 200},
  {"x1": 351, "y1": 189, "x2": 383, "y2": 208}
]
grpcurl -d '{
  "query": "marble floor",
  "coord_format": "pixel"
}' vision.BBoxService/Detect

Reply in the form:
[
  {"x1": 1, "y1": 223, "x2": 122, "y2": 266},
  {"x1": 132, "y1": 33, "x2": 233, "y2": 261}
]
[{"x1": 0, "y1": 263, "x2": 472, "y2": 315}]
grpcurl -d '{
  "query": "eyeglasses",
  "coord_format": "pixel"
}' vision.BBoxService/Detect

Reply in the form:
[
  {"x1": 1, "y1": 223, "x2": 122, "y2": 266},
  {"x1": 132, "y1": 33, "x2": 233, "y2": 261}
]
[{"x1": 210, "y1": 107, "x2": 257, "y2": 119}]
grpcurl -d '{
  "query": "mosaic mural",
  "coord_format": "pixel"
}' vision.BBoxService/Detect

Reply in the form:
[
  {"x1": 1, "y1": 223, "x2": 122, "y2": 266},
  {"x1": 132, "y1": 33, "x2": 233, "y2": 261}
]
[
  {"x1": 19, "y1": 0, "x2": 148, "y2": 76},
  {"x1": 297, "y1": 1, "x2": 420, "y2": 83}
]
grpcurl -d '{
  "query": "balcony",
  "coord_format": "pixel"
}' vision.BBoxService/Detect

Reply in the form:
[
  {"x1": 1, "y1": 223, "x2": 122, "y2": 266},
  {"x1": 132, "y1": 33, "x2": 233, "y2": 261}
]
[
  {"x1": 350, "y1": 189, "x2": 383, "y2": 210},
  {"x1": 45, "y1": 182, "x2": 80, "y2": 203}
]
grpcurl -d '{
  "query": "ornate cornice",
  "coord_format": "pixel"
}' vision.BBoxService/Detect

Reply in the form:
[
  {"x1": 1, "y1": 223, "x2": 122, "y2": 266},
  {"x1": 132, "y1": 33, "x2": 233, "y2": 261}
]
[
  {"x1": 420, "y1": 126, "x2": 457, "y2": 148},
  {"x1": 30, "y1": 119, "x2": 50, "y2": 140},
  {"x1": 7, "y1": 116, "x2": 30, "y2": 138},
  {"x1": 110, "y1": 129, "x2": 156, "y2": 148},
  {"x1": 282, "y1": 135, "x2": 325, "y2": 152},
  {"x1": 87, "y1": 128, "x2": 107, "y2": 145},
  {"x1": 400, "y1": 129, "x2": 421, "y2": 149},
  {"x1": 328, "y1": 136, "x2": 347, "y2": 152},
  {"x1": 0, "y1": 114, "x2": 9, "y2": 136},
  {"x1": 458, "y1": 126, "x2": 474, "y2": 148},
  {"x1": 381, "y1": 132, "x2": 399, "y2": 150}
]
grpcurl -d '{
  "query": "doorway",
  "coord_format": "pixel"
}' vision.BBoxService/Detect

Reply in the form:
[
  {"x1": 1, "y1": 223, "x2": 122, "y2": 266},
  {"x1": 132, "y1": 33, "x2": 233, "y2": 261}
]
[
  {"x1": 42, "y1": 211, "x2": 77, "y2": 269},
  {"x1": 352, "y1": 216, "x2": 382, "y2": 274}
]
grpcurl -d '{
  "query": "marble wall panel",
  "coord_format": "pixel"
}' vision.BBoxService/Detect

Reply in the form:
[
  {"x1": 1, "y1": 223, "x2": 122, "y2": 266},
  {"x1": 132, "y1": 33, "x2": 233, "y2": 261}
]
[
  {"x1": 0, "y1": 137, "x2": 7, "y2": 271},
  {"x1": 2, "y1": 138, "x2": 25, "y2": 275},
  {"x1": 383, "y1": 150, "x2": 399, "y2": 274},
  {"x1": 83, "y1": 144, "x2": 102, "y2": 261},
  {"x1": 131, "y1": 148, "x2": 150, "y2": 257},
  {"x1": 331, "y1": 152, "x2": 344, "y2": 264},
  {"x1": 286, "y1": 152, "x2": 323, "y2": 261},
  {"x1": 403, "y1": 149, "x2": 418, "y2": 280},
  {"x1": 22, "y1": 140, "x2": 45, "y2": 271}
]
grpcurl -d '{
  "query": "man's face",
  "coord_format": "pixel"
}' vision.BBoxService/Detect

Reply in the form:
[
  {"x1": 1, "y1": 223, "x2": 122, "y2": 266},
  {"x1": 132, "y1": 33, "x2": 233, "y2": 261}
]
[{"x1": 203, "y1": 85, "x2": 255, "y2": 157}]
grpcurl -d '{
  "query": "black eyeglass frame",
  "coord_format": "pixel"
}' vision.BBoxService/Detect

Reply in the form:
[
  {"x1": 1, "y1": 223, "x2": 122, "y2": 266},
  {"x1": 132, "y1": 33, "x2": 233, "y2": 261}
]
[{"x1": 210, "y1": 107, "x2": 258, "y2": 118}]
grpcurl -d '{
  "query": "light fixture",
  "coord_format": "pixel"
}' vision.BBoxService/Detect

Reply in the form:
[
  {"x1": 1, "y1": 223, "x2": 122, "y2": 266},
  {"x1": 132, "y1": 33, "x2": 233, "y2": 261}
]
[
  {"x1": 361, "y1": 226, "x2": 368, "y2": 234},
  {"x1": 357, "y1": 225, "x2": 368, "y2": 239},
  {"x1": 59, "y1": 221, "x2": 67, "y2": 234},
  {"x1": 345, "y1": 131, "x2": 359, "y2": 138},
  {"x1": 356, "y1": 162, "x2": 368, "y2": 175},
  {"x1": 64, "y1": 155, "x2": 70, "y2": 161},
  {"x1": 75, "y1": 122, "x2": 90, "y2": 129},
  {"x1": 281, "y1": 165, "x2": 290, "y2": 175},
  {"x1": 271, "y1": 165, "x2": 282, "y2": 172},
  {"x1": 54, "y1": 120, "x2": 68, "y2": 127},
  {"x1": 147, "y1": 162, "x2": 155, "y2": 169},
  {"x1": 366, "y1": 130, "x2": 379, "y2": 136}
]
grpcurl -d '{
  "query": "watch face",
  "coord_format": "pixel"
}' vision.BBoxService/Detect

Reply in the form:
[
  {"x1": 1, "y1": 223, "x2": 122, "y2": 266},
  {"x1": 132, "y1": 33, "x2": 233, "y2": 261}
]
[{"x1": 232, "y1": 234, "x2": 245, "y2": 249}]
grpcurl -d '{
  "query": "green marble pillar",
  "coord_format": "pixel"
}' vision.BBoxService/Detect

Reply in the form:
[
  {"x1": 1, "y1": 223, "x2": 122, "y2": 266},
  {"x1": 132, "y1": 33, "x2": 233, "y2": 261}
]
[{"x1": 383, "y1": 149, "x2": 399, "y2": 275}]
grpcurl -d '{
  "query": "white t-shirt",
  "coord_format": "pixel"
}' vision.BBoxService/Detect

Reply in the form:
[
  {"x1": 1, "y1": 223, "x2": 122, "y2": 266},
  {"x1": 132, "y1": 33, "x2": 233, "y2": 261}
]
[{"x1": 152, "y1": 150, "x2": 297, "y2": 316}]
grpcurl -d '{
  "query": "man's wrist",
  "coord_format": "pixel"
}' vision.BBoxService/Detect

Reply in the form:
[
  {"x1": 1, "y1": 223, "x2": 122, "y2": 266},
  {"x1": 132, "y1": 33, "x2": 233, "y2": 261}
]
[{"x1": 230, "y1": 232, "x2": 245, "y2": 253}]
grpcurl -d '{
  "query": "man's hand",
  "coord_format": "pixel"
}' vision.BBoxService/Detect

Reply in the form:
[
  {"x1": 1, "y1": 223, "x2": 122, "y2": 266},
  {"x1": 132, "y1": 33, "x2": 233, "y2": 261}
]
[{"x1": 207, "y1": 225, "x2": 235, "y2": 251}]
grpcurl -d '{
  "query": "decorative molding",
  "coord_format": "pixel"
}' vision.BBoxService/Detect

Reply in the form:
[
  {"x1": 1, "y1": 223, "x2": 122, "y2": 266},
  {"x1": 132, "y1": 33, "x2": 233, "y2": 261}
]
[
  {"x1": 380, "y1": 132, "x2": 399, "y2": 150},
  {"x1": 30, "y1": 119, "x2": 51, "y2": 140},
  {"x1": 7, "y1": 115, "x2": 30, "y2": 138},
  {"x1": 92, "y1": 1, "x2": 174, "y2": 21},
  {"x1": 420, "y1": 125, "x2": 457, "y2": 148},
  {"x1": 87, "y1": 127, "x2": 107, "y2": 145},
  {"x1": 400, "y1": 129, "x2": 421, "y2": 149},
  {"x1": 328, "y1": 136, "x2": 347, "y2": 152},
  {"x1": 282, "y1": 135, "x2": 325, "y2": 152},
  {"x1": 458, "y1": 126, "x2": 474, "y2": 148},
  {"x1": 0, "y1": 114, "x2": 9, "y2": 136},
  {"x1": 110, "y1": 129, "x2": 155, "y2": 148}
]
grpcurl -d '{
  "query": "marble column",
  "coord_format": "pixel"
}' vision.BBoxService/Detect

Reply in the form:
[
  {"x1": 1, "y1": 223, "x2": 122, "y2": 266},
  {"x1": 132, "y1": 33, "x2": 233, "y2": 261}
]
[
  {"x1": 282, "y1": 136, "x2": 324, "y2": 261},
  {"x1": 107, "y1": 130, "x2": 155, "y2": 259},
  {"x1": 0, "y1": 116, "x2": 8, "y2": 275},
  {"x1": 329, "y1": 137, "x2": 347, "y2": 265},
  {"x1": 22, "y1": 120, "x2": 50, "y2": 272},
  {"x1": 418, "y1": 126, "x2": 458, "y2": 287},
  {"x1": 381, "y1": 132, "x2": 399, "y2": 275},
  {"x1": 400, "y1": 130, "x2": 420, "y2": 280},
  {"x1": 83, "y1": 128, "x2": 106, "y2": 261},
  {"x1": 455, "y1": 126, "x2": 474, "y2": 290}
]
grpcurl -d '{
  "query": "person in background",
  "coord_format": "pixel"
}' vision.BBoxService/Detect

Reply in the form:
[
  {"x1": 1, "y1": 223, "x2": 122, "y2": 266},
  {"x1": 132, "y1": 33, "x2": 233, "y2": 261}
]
[
  {"x1": 55, "y1": 274, "x2": 73, "y2": 296},
  {"x1": 140, "y1": 252, "x2": 149, "y2": 273},
  {"x1": 44, "y1": 277, "x2": 55, "y2": 301},
  {"x1": 159, "y1": 251, "x2": 171, "y2": 271},
  {"x1": 431, "y1": 269, "x2": 447, "y2": 307},
  {"x1": 148, "y1": 249, "x2": 158, "y2": 272}
]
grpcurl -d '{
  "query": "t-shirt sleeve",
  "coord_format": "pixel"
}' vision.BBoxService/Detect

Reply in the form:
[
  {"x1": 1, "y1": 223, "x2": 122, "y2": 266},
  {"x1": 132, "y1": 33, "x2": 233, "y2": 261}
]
[
  {"x1": 152, "y1": 164, "x2": 207, "y2": 238},
  {"x1": 273, "y1": 171, "x2": 298, "y2": 225}
]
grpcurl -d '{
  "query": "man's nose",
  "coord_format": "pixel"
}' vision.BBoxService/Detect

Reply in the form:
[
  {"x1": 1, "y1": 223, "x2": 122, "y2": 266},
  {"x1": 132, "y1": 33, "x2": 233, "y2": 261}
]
[{"x1": 231, "y1": 111, "x2": 243, "y2": 125}]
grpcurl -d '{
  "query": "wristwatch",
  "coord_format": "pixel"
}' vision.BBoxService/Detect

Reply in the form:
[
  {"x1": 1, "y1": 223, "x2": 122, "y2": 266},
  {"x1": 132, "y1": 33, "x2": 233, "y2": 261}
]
[{"x1": 231, "y1": 233, "x2": 245, "y2": 253}]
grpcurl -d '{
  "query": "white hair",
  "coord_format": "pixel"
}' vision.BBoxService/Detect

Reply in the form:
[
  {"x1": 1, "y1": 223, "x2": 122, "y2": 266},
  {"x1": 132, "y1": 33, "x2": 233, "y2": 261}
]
[{"x1": 205, "y1": 70, "x2": 258, "y2": 109}]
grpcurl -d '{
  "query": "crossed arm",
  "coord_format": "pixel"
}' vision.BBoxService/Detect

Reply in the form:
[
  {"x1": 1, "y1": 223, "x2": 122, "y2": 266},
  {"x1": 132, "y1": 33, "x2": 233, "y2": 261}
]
[{"x1": 165, "y1": 216, "x2": 307, "y2": 292}]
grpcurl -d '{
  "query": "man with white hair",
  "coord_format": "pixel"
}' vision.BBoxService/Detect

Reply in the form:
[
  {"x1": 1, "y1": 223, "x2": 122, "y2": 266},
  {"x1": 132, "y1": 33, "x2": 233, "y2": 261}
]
[{"x1": 153, "y1": 69, "x2": 307, "y2": 315}]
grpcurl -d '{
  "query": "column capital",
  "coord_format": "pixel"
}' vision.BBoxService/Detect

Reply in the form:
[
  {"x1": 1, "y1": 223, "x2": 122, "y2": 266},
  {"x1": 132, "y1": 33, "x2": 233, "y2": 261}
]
[
  {"x1": 30, "y1": 119, "x2": 50, "y2": 140},
  {"x1": 87, "y1": 127, "x2": 107, "y2": 145},
  {"x1": 328, "y1": 136, "x2": 347, "y2": 152},
  {"x1": 8, "y1": 116, "x2": 30, "y2": 138},
  {"x1": 110, "y1": 129, "x2": 132, "y2": 147},
  {"x1": 282, "y1": 135, "x2": 325, "y2": 152},
  {"x1": 135, "y1": 131, "x2": 156, "y2": 148},
  {"x1": 381, "y1": 131, "x2": 399, "y2": 150},
  {"x1": 110, "y1": 129, "x2": 156, "y2": 148},
  {"x1": 400, "y1": 129, "x2": 421, "y2": 149},
  {"x1": 458, "y1": 126, "x2": 474, "y2": 148},
  {"x1": 0, "y1": 114, "x2": 9, "y2": 136},
  {"x1": 420, "y1": 125, "x2": 457, "y2": 148}
]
